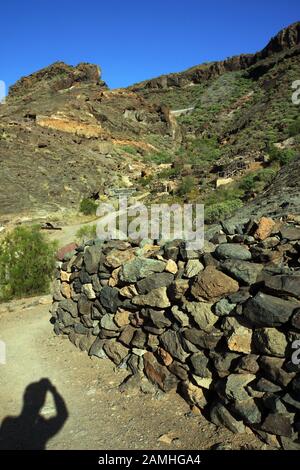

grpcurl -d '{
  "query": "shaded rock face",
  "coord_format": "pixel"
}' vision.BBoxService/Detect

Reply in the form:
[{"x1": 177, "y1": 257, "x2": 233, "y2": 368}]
[
  {"x1": 51, "y1": 215, "x2": 300, "y2": 448},
  {"x1": 259, "y1": 21, "x2": 300, "y2": 59}
]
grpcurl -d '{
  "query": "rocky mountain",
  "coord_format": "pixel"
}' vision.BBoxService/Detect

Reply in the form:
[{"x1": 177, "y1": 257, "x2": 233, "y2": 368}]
[
  {"x1": 0, "y1": 63, "x2": 175, "y2": 219},
  {"x1": 1, "y1": 22, "x2": 300, "y2": 222}
]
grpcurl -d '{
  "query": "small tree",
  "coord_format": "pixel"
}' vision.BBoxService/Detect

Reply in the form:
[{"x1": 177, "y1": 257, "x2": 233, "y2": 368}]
[
  {"x1": 0, "y1": 226, "x2": 57, "y2": 301},
  {"x1": 268, "y1": 144, "x2": 297, "y2": 166},
  {"x1": 79, "y1": 198, "x2": 98, "y2": 215},
  {"x1": 288, "y1": 118, "x2": 300, "y2": 137},
  {"x1": 76, "y1": 225, "x2": 97, "y2": 243},
  {"x1": 177, "y1": 176, "x2": 196, "y2": 197}
]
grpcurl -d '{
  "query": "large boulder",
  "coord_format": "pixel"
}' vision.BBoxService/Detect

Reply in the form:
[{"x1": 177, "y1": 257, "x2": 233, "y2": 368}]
[
  {"x1": 215, "y1": 243, "x2": 252, "y2": 261},
  {"x1": 120, "y1": 257, "x2": 166, "y2": 283},
  {"x1": 243, "y1": 292, "x2": 298, "y2": 326},
  {"x1": 191, "y1": 266, "x2": 239, "y2": 301}
]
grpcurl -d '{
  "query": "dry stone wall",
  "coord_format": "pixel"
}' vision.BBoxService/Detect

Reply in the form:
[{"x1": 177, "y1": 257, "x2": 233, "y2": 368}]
[{"x1": 51, "y1": 216, "x2": 300, "y2": 449}]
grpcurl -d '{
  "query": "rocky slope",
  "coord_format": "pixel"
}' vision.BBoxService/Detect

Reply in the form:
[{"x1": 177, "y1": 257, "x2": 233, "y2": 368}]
[
  {"x1": 227, "y1": 154, "x2": 300, "y2": 223},
  {"x1": 0, "y1": 63, "x2": 175, "y2": 218},
  {"x1": 1, "y1": 22, "x2": 300, "y2": 220}
]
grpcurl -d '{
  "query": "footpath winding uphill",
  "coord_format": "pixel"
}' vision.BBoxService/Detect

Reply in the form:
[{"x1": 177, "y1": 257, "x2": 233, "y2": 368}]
[{"x1": 0, "y1": 297, "x2": 263, "y2": 450}]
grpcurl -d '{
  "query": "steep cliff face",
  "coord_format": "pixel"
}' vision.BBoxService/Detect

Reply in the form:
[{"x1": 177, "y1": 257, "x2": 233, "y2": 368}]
[
  {"x1": 130, "y1": 22, "x2": 300, "y2": 98},
  {"x1": 130, "y1": 54, "x2": 255, "y2": 91},
  {"x1": 258, "y1": 21, "x2": 300, "y2": 59}
]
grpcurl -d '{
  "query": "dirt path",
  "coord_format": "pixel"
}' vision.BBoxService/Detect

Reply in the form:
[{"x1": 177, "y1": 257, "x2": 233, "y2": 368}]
[{"x1": 0, "y1": 297, "x2": 264, "y2": 450}]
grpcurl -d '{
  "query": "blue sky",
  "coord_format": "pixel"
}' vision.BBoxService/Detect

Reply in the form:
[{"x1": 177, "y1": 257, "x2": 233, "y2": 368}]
[{"x1": 0, "y1": 0, "x2": 299, "y2": 90}]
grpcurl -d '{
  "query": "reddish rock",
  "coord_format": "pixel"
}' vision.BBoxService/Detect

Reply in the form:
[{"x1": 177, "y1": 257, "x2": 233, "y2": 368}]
[
  {"x1": 157, "y1": 347, "x2": 173, "y2": 366},
  {"x1": 254, "y1": 217, "x2": 276, "y2": 241},
  {"x1": 143, "y1": 352, "x2": 178, "y2": 392},
  {"x1": 57, "y1": 242, "x2": 78, "y2": 261},
  {"x1": 191, "y1": 266, "x2": 239, "y2": 301}
]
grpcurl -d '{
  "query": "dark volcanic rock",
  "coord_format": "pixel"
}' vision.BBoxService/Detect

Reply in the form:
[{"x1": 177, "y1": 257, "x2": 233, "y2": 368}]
[
  {"x1": 243, "y1": 292, "x2": 298, "y2": 326},
  {"x1": 261, "y1": 413, "x2": 293, "y2": 437},
  {"x1": 143, "y1": 352, "x2": 178, "y2": 392},
  {"x1": 221, "y1": 259, "x2": 263, "y2": 285},
  {"x1": 84, "y1": 246, "x2": 102, "y2": 274},
  {"x1": 89, "y1": 337, "x2": 107, "y2": 358},
  {"x1": 189, "y1": 352, "x2": 211, "y2": 377},
  {"x1": 183, "y1": 327, "x2": 223, "y2": 350},
  {"x1": 59, "y1": 298, "x2": 78, "y2": 318},
  {"x1": 264, "y1": 274, "x2": 300, "y2": 299},
  {"x1": 103, "y1": 341, "x2": 129, "y2": 365},
  {"x1": 143, "y1": 308, "x2": 171, "y2": 329},
  {"x1": 215, "y1": 243, "x2": 252, "y2": 261},
  {"x1": 136, "y1": 272, "x2": 174, "y2": 294},
  {"x1": 160, "y1": 330, "x2": 189, "y2": 362},
  {"x1": 231, "y1": 398, "x2": 262, "y2": 425},
  {"x1": 78, "y1": 295, "x2": 92, "y2": 316},
  {"x1": 210, "y1": 403, "x2": 245, "y2": 433},
  {"x1": 99, "y1": 286, "x2": 120, "y2": 313},
  {"x1": 280, "y1": 225, "x2": 300, "y2": 241},
  {"x1": 259, "y1": 356, "x2": 296, "y2": 387},
  {"x1": 253, "y1": 328, "x2": 287, "y2": 357}
]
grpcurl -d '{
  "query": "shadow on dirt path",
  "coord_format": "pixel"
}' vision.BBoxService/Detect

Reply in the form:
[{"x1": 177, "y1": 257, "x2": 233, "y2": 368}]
[{"x1": 0, "y1": 298, "x2": 265, "y2": 450}]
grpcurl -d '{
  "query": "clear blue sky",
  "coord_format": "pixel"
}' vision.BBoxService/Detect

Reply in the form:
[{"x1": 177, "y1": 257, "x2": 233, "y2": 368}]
[{"x1": 0, "y1": 0, "x2": 299, "y2": 90}]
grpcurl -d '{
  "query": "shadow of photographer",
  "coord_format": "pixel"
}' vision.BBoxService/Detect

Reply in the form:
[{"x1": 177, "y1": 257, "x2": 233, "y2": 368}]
[{"x1": 0, "y1": 378, "x2": 68, "y2": 450}]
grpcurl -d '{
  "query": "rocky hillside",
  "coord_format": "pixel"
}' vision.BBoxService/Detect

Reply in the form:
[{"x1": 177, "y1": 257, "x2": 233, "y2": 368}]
[
  {"x1": 1, "y1": 22, "x2": 300, "y2": 221},
  {"x1": 0, "y1": 63, "x2": 175, "y2": 218}
]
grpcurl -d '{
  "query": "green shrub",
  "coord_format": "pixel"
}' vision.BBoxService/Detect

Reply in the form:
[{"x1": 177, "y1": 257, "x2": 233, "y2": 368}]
[
  {"x1": 157, "y1": 167, "x2": 181, "y2": 180},
  {"x1": 288, "y1": 118, "x2": 300, "y2": 137},
  {"x1": 79, "y1": 198, "x2": 98, "y2": 215},
  {"x1": 76, "y1": 225, "x2": 97, "y2": 243},
  {"x1": 255, "y1": 167, "x2": 278, "y2": 182},
  {"x1": 0, "y1": 226, "x2": 57, "y2": 301},
  {"x1": 144, "y1": 151, "x2": 173, "y2": 164},
  {"x1": 184, "y1": 137, "x2": 221, "y2": 164},
  {"x1": 267, "y1": 144, "x2": 297, "y2": 166},
  {"x1": 137, "y1": 174, "x2": 154, "y2": 188},
  {"x1": 239, "y1": 174, "x2": 257, "y2": 192},
  {"x1": 205, "y1": 199, "x2": 243, "y2": 224},
  {"x1": 120, "y1": 145, "x2": 138, "y2": 155},
  {"x1": 177, "y1": 176, "x2": 196, "y2": 196}
]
